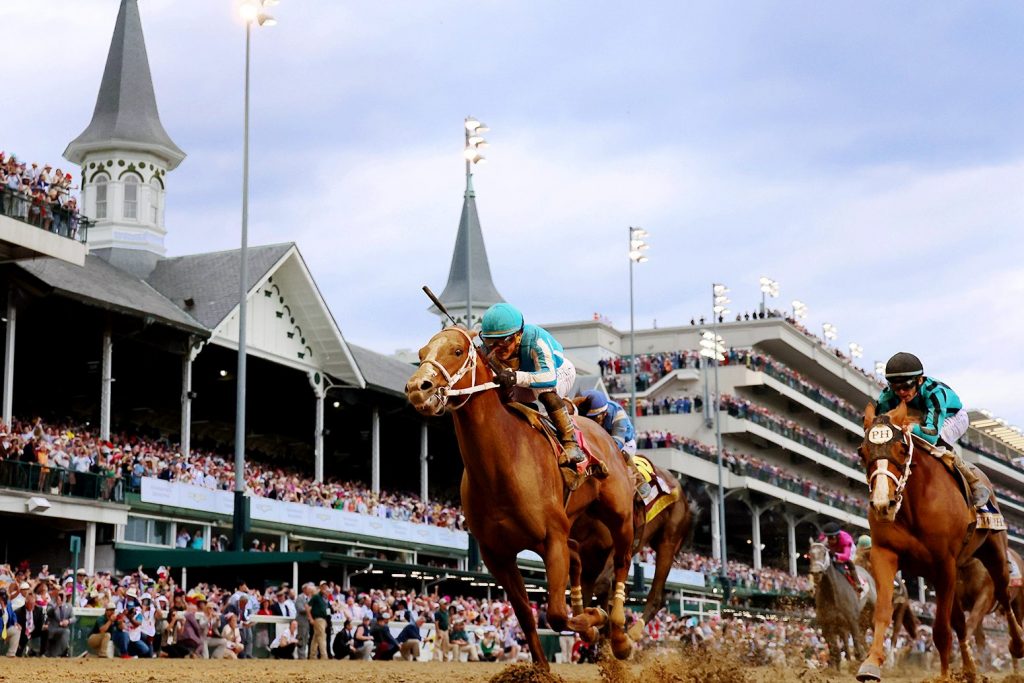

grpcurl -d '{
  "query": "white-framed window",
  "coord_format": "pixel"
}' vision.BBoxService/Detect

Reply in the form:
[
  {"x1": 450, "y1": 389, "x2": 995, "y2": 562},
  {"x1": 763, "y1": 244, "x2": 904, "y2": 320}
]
[
  {"x1": 95, "y1": 174, "x2": 109, "y2": 219},
  {"x1": 150, "y1": 177, "x2": 161, "y2": 224},
  {"x1": 124, "y1": 515, "x2": 172, "y2": 546},
  {"x1": 123, "y1": 174, "x2": 139, "y2": 219}
]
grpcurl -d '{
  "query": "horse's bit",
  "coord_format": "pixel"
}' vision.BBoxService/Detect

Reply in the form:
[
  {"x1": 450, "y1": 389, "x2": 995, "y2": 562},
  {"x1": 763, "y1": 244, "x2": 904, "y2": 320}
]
[
  {"x1": 866, "y1": 423, "x2": 915, "y2": 516},
  {"x1": 419, "y1": 327, "x2": 498, "y2": 412}
]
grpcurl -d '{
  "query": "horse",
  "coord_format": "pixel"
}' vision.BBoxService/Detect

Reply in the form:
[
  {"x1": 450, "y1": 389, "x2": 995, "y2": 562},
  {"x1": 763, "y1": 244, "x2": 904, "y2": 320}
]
[
  {"x1": 405, "y1": 327, "x2": 637, "y2": 668},
  {"x1": 808, "y1": 540, "x2": 876, "y2": 670},
  {"x1": 856, "y1": 547, "x2": 921, "y2": 641},
  {"x1": 856, "y1": 402, "x2": 1024, "y2": 681},
  {"x1": 573, "y1": 464, "x2": 695, "y2": 629},
  {"x1": 956, "y1": 547, "x2": 1024, "y2": 671}
]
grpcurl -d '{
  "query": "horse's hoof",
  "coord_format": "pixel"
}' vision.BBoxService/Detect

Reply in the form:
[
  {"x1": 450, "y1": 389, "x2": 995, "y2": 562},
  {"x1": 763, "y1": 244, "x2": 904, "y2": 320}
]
[
  {"x1": 627, "y1": 618, "x2": 645, "y2": 642},
  {"x1": 568, "y1": 615, "x2": 591, "y2": 633},
  {"x1": 579, "y1": 626, "x2": 599, "y2": 644},
  {"x1": 856, "y1": 662, "x2": 882, "y2": 682},
  {"x1": 611, "y1": 634, "x2": 633, "y2": 660}
]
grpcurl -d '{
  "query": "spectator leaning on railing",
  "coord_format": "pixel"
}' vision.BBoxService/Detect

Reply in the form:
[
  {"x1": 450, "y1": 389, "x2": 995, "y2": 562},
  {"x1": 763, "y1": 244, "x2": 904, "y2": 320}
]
[{"x1": 0, "y1": 151, "x2": 82, "y2": 239}]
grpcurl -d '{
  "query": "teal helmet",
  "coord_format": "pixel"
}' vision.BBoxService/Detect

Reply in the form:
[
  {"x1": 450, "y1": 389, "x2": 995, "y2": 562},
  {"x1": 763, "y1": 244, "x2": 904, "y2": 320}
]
[{"x1": 480, "y1": 304, "x2": 525, "y2": 338}]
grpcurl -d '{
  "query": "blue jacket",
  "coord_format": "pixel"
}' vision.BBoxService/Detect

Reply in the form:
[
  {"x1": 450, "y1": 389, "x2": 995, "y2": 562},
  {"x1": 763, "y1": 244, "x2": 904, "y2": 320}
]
[
  {"x1": 2, "y1": 602, "x2": 17, "y2": 634},
  {"x1": 513, "y1": 324, "x2": 565, "y2": 390},
  {"x1": 395, "y1": 622, "x2": 421, "y2": 644},
  {"x1": 595, "y1": 401, "x2": 636, "y2": 450},
  {"x1": 876, "y1": 377, "x2": 963, "y2": 445}
]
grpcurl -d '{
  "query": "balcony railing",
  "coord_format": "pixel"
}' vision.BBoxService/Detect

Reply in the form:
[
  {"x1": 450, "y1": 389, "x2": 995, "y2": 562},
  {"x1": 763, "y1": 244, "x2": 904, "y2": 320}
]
[
  {"x1": 759, "y1": 362, "x2": 863, "y2": 424},
  {"x1": 723, "y1": 404, "x2": 863, "y2": 471},
  {"x1": 0, "y1": 186, "x2": 91, "y2": 243},
  {"x1": 0, "y1": 460, "x2": 124, "y2": 503}
]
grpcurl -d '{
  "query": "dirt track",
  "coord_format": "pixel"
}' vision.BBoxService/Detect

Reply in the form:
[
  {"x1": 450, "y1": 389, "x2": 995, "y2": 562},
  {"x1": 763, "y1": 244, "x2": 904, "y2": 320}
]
[{"x1": 3, "y1": 658, "x2": 1024, "y2": 683}]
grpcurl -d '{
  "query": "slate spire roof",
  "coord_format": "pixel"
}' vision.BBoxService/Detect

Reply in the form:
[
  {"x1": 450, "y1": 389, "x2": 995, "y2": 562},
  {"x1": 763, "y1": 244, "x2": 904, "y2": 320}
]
[
  {"x1": 64, "y1": 0, "x2": 185, "y2": 169},
  {"x1": 431, "y1": 174, "x2": 504, "y2": 316}
]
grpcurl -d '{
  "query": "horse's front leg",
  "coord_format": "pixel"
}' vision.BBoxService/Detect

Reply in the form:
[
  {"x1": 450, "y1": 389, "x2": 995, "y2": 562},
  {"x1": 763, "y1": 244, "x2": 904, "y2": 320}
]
[
  {"x1": 857, "y1": 545, "x2": 897, "y2": 682},
  {"x1": 951, "y1": 593, "x2": 976, "y2": 676}
]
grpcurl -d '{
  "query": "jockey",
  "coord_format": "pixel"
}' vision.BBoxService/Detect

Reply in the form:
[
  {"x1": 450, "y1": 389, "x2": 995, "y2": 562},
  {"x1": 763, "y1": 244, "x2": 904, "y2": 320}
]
[
  {"x1": 479, "y1": 304, "x2": 586, "y2": 470},
  {"x1": 876, "y1": 352, "x2": 991, "y2": 508},
  {"x1": 854, "y1": 535, "x2": 872, "y2": 571},
  {"x1": 821, "y1": 522, "x2": 860, "y2": 593},
  {"x1": 577, "y1": 390, "x2": 648, "y2": 496}
]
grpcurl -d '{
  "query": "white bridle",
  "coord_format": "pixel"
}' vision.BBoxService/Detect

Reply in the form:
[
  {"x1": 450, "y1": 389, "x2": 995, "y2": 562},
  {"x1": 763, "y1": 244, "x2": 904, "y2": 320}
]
[
  {"x1": 418, "y1": 327, "x2": 499, "y2": 413},
  {"x1": 808, "y1": 542, "x2": 832, "y2": 574},
  {"x1": 867, "y1": 429, "x2": 915, "y2": 517}
]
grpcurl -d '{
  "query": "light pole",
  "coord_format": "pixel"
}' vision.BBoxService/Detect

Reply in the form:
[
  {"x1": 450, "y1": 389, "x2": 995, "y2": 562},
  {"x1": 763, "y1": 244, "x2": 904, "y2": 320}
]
[
  {"x1": 711, "y1": 284, "x2": 730, "y2": 586},
  {"x1": 463, "y1": 117, "x2": 489, "y2": 328},
  {"x1": 758, "y1": 276, "x2": 779, "y2": 317},
  {"x1": 848, "y1": 342, "x2": 864, "y2": 360},
  {"x1": 233, "y1": 0, "x2": 278, "y2": 552},
  {"x1": 822, "y1": 322, "x2": 838, "y2": 347},
  {"x1": 791, "y1": 300, "x2": 808, "y2": 322},
  {"x1": 874, "y1": 361, "x2": 885, "y2": 379},
  {"x1": 628, "y1": 227, "x2": 649, "y2": 420}
]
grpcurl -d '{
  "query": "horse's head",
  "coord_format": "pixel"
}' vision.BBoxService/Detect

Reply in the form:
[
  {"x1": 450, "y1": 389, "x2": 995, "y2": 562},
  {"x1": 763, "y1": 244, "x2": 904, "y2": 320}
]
[
  {"x1": 808, "y1": 540, "x2": 831, "y2": 575},
  {"x1": 861, "y1": 401, "x2": 913, "y2": 521},
  {"x1": 405, "y1": 327, "x2": 494, "y2": 416}
]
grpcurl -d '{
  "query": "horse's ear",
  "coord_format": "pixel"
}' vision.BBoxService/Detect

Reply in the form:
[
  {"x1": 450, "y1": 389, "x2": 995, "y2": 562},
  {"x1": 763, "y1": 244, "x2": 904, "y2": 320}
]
[
  {"x1": 863, "y1": 403, "x2": 876, "y2": 431},
  {"x1": 891, "y1": 401, "x2": 909, "y2": 427}
]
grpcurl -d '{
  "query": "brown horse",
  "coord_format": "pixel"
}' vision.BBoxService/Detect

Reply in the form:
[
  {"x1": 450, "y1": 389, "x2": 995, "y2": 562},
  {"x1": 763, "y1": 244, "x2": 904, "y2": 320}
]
[
  {"x1": 573, "y1": 464, "x2": 695, "y2": 628},
  {"x1": 856, "y1": 402, "x2": 1024, "y2": 681},
  {"x1": 405, "y1": 327, "x2": 637, "y2": 667},
  {"x1": 956, "y1": 548, "x2": 1024, "y2": 671}
]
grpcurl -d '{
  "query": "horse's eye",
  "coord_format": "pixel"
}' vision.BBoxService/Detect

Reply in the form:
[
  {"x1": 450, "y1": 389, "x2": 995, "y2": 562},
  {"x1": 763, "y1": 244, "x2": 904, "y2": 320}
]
[{"x1": 454, "y1": 349, "x2": 463, "y2": 357}]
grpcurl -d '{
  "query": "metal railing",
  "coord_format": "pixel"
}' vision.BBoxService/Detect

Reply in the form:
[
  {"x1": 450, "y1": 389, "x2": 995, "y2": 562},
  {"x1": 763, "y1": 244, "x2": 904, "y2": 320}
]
[
  {"x1": 0, "y1": 460, "x2": 124, "y2": 503},
  {"x1": 0, "y1": 185, "x2": 91, "y2": 243},
  {"x1": 759, "y1": 362, "x2": 863, "y2": 424}
]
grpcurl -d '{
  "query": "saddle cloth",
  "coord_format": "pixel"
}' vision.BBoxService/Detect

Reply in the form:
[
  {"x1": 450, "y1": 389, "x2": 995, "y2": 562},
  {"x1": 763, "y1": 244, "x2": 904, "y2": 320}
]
[
  {"x1": 505, "y1": 402, "x2": 606, "y2": 478},
  {"x1": 1011, "y1": 557, "x2": 1023, "y2": 587},
  {"x1": 914, "y1": 435, "x2": 1006, "y2": 531},
  {"x1": 632, "y1": 454, "x2": 680, "y2": 523}
]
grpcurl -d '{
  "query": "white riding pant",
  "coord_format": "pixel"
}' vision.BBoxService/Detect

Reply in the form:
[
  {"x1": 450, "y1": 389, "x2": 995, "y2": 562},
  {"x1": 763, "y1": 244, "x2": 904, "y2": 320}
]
[
  {"x1": 517, "y1": 358, "x2": 577, "y2": 404},
  {"x1": 621, "y1": 439, "x2": 637, "y2": 457},
  {"x1": 940, "y1": 408, "x2": 969, "y2": 446}
]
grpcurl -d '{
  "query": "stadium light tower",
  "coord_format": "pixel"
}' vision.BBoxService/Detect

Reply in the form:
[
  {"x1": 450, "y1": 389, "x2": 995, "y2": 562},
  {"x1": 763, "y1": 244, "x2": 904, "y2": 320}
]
[
  {"x1": 874, "y1": 360, "x2": 885, "y2": 378},
  {"x1": 234, "y1": 0, "x2": 279, "y2": 552},
  {"x1": 710, "y1": 284, "x2": 730, "y2": 585},
  {"x1": 791, "y1": 300, "x2": 808, "y2": 322},
  {"x1": 628, "y1": 227, "x2": 649, "y2": 420},
  {"x1": 463, "y1": 116, "x2": 489, "y2": 328},
  {"x1": 758, "y1": 276, "x2": 779, "y2": 316},
  {"x1": 822, "y1": 322, "x2": 838, "y2": 347},
  {"x1": 848, "y1": 342, "x2": 864, "y2": 359}
]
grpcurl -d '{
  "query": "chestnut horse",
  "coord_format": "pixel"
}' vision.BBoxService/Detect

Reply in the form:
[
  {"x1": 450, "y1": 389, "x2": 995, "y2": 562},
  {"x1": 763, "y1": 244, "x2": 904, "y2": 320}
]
[
  {"x1": 856, "y1": 402, "x2": 1024, "y2": 681},
  {"x1": 573, "y1": 465, "x2": 694, "y2": 628},
  {"x1": 956, "y1": 548, "x2": 1024, "y2": 671},
  {"x1": 405, "y1": 327, "x2": 637, "y2": 667}
]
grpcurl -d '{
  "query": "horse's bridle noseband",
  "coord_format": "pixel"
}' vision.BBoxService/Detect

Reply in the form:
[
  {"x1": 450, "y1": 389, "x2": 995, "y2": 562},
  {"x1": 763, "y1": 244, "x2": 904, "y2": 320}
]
[
  {"x1": 419, "y1": 328, "x2": 499, "y2": 413},
  {"x1": 864, "y1": 420, "x2": 915, "y2": 517}
]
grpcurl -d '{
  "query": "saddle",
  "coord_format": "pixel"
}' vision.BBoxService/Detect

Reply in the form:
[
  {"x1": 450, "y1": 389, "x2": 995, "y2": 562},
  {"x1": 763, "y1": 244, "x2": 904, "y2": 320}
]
[
  {"x1": 915, "y1": 435, "x2": 1006, "y2": 532},
  {"x1": 506, "y1": 402, "x2": 609, "y2": 491}
]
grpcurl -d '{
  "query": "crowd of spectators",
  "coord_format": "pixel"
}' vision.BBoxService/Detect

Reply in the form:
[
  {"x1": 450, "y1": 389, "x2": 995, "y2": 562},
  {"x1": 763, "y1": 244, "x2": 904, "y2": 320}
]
[
  {"x1": 964, "y1": 437, "x2": 1024, "y2": 473},
  {"x1": 717, "y1": 394, "x2": 861, "y2": 470},
  {"x1": 0, "y1": 152, "x2": 82, "y2": 238},
  {"x1": 636, "y1": 431, "x2": 867, "y2": 515},
  {"x1": 0, "y1": 417, "x2": 466, "y2": 531},
  {"x1": 670, "y1": 553, "x2": 812, "y2": 595},
  {"x1": 604, "y1": 347, "x2": 864, "y2": 425}
]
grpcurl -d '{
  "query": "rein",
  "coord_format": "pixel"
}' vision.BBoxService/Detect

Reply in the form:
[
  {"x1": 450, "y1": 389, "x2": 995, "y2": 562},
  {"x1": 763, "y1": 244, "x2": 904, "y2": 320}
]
[
  {"x1": 420, "y1": 327, "x2": 499, "y2": 412},
  {"x1": 867, "y1": 429, "x2": 915, "y2": 517}
]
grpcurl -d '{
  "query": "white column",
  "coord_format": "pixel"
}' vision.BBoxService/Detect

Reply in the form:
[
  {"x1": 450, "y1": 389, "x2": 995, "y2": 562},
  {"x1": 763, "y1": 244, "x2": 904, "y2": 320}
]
[
  {"x1": 750, "y1": 503, "x2": 763, "y2": 570},
  {"x1": 181, "y1": 567, "x2": 187, "y2": 592},
  {"x1": 420, "y1": 422, "x2": 429, "y2": 502},
  {"x1": 786, "y1": 513, "x2": 798, "y2": 577},
  {"x1": 181, "y1": 353, "x2": 193, "y2": 457},
  {"x1": 2, "y1": 291, "x2": 15, "y2": 426},
  {"x1": 918, "y1": 576, "x2": 926, "y2": 603},
  {"x1": 293, "y1": 562, "x2": 299, "y2": 591},
  {"x1": 708, "y1": 487, "x2": 721, "y2": 561},
  {"x1": 84, "y1": 522, "x2": 97, "y2": 575},
  {"x1": 308, "y1": 372, "x2": 325, "y2": 483},
  {"x1": 100, "y1": 322, "x2": 113, "y2": 441},
  {"x1": 371, "y1": 406, "x2": 380, "y2": 494},
  {"x1": 279, "y1": 533, "x2": 289, "y2": 552}
]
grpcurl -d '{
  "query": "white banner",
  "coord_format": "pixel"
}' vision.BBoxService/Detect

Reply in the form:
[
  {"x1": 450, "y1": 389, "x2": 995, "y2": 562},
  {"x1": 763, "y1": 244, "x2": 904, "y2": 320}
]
[{"x1": 140, "y1": 478, "x2": 468, "y2": 552}]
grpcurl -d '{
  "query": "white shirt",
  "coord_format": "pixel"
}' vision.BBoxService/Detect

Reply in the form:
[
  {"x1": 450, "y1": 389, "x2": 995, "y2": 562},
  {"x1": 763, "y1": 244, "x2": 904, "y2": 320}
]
[{"x1": 277, "y1": 598, "x2": 296, "y2": 618}]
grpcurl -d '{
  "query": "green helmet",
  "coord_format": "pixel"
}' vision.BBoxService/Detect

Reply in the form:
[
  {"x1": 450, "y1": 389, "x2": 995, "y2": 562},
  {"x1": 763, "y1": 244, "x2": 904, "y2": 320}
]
[
  {"x1": 857, "y1": 535, "x2": 872, "y2": 550},
  {"x1": 480, "y1": 304, "x2": 525, "y2": 338}
]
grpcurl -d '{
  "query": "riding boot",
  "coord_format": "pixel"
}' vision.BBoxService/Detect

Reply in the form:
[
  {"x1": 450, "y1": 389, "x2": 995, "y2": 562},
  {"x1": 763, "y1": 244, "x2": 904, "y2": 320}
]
[
  {"x1": 539, "y1": 392, "x2": 586, "y2": 467},
  {"x1": 943, "y1": 449, "x2": 992, "y2": 508}
]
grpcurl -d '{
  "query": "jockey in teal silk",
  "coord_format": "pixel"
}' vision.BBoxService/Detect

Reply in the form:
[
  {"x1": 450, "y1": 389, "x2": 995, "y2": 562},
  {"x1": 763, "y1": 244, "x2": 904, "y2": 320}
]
[{"x1": 479, "y1": 304, "x2": 585, "y2": 470}]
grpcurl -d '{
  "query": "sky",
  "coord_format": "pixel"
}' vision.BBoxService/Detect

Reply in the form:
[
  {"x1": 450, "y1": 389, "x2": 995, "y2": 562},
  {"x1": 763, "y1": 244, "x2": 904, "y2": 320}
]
[{"x1": 3, "y1": 1, "x2": 1023, "y2": 429}]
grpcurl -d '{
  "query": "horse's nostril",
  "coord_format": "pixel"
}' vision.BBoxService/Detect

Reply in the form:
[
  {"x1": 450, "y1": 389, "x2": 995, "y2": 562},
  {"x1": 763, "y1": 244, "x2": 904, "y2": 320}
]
[
  {"x1": 888, "y1": 500, "x2": 896, "y2": 508},
  {"x1": 419, "y1": 380, "x2": 432, "y2": 391}
]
